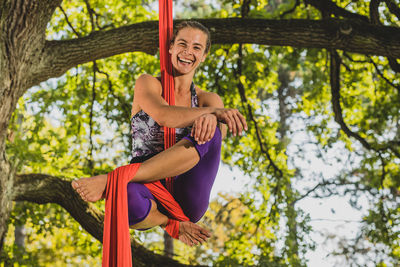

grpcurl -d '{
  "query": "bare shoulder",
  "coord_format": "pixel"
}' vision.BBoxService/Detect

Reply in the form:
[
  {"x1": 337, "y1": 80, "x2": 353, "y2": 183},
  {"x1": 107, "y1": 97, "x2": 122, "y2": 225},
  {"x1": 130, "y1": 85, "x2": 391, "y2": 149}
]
[
  {"x1": 132, "y1": 74, "x2": 162, "y2": 117},
  {"x1": 135, "y1": 74, "x2": 162, "y2": 92},
  {"x1": 196, "y1": 87, "x2": 224, "y2": 108}
]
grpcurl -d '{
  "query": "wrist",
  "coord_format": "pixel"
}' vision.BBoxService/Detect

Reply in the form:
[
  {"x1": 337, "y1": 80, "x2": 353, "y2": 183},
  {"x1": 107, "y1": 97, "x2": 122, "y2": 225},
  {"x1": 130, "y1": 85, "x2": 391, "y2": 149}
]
[{"x1": 209, "y1": 107, "x2": 219, "y2": 114}]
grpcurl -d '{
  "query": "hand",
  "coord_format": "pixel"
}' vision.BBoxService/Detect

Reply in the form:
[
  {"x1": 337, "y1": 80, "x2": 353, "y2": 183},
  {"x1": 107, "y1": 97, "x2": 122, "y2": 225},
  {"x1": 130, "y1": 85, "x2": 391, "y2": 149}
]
[
  {"x1": 178, "y1": 221, "x2": 211, "y2": 246},
  {"x1": 191, "y1": 114, "x2": 218, "y2": 144},
  {"x1": 213, "y1": 108, "x2": 248, "y2": 136}
]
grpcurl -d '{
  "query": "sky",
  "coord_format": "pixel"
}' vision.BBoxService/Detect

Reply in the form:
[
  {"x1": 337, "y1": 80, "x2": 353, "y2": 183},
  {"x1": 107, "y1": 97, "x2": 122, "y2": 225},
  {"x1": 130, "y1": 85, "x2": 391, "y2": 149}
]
[{"x1": 211, "y1": 163, "x2": 368, "y2": 267}]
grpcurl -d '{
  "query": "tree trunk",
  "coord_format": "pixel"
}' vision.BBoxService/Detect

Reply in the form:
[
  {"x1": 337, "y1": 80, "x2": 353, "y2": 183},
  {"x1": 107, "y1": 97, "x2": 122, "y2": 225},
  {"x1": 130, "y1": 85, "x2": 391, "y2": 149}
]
[
  {"x1": 0, "y1": 0, "x2": 61, "y2": 251},
  {"x1": 14, "y1": 226, "x2": 25, "y2": 248},
  {"x1": 164, "y1": 231, "x2": 174, "y2": 258},
  {"x1": 0, "y1": 148, "x2": 13, "y2": 251},
  {"x1": 277, "y1": 67, "x2": 300, "y2": 265}
]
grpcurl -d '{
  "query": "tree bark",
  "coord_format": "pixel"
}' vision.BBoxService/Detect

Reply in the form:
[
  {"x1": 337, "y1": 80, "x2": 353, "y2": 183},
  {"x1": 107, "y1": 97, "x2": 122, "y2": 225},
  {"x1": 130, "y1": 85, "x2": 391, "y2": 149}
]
[
  {"x1": 1, "y1": 0, "x2": 399, "y2": 264},
  {"x1": 31, "y1": 18, "x2": 400, "y2": 88},
  {"x1": 12, "y1": 173, "x2": 193, "y2": 266},
  {"x1": 0, "y1": 0, "x2": 61, "y2": 251}
]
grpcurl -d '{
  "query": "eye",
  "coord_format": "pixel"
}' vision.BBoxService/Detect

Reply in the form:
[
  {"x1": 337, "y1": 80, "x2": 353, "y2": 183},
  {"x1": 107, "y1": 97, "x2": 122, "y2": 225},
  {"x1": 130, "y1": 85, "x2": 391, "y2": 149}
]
[{"x1": 194, "y1": 46, "x2": 201, "y2": 51}]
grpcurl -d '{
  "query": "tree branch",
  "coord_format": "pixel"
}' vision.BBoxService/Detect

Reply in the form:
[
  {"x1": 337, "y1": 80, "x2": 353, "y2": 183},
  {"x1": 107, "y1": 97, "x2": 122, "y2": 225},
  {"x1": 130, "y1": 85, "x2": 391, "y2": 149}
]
[
  {"x1": 28, "y1": 18, "x2": 400, "y2": 89},
  {"x1": 369, "y1": 0, "x2": 383, "y2": 24},
  {"x1": 280, "y1": 0, "x2": 300, "y2": 19},
  {"x1": 95, "y1": 67, "x2": 132, "y2": 122},
  {"x1": 12, "y1": 173, "x2": 192, "y2": 266},
  {"x1": 369, "y1": 57, "x2": 400, "y2": 94},
  {"x1": 58, "y1": 5, "x2": 82, "y2": 38},
  {"x1": 369, "y1": 0, "x2": 400, "y2": 74},
  {"x1": 384, "y1": 0, "x2": 400, "y2": 21},
  {"x1": 235, "y1": 44, "x2": 283, "y2": 177},
  {"x1": 304, "y1": 0, "x2": 369, "y2": 22},
  {"x1": 330, "y1": 50, "x2": 373, "y2": 150},
  {"x1": 13, "y1": 174, "x2": 104, "y2": 241}
]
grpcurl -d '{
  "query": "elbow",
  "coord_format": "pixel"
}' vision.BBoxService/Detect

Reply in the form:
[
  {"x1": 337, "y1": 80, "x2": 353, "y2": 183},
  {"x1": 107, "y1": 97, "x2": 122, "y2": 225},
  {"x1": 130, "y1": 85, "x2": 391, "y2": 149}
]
[
  {"x1": 154, "y1": 116, "x2": 166, "y2": 127},
  {"x1": 153, "y1": 113, "x2": 172, "y2": 128},
  {"x1": 157, "y1": 118, "x2": 178, "y2": 128}
]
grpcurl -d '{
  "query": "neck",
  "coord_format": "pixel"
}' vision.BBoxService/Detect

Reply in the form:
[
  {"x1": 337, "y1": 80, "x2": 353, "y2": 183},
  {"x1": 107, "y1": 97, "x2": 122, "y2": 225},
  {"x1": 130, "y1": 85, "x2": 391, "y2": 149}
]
[{"x1": 173, "y1": 71, "x2": 194, "y2": 93}]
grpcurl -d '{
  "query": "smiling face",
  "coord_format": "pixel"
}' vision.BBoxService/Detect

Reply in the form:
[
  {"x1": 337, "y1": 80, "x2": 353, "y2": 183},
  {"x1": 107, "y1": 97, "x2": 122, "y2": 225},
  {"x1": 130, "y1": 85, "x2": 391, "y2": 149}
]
[{"x1": 169, "y1": 27, "x2": 208, "y2": 75}]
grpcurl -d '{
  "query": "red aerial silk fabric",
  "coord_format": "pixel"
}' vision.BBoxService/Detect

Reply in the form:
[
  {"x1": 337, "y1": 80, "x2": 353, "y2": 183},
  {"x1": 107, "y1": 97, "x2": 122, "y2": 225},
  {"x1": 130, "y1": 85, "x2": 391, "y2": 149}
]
[
  {"x1": 102, "y1": 164, "x2": 141, "y2": 267},
  {"x1": 159, "y1": 0, "x2": 176, "y2": 193},
  {"x1": 102, "y1": 1, "x2": 190, "y2": 266}
]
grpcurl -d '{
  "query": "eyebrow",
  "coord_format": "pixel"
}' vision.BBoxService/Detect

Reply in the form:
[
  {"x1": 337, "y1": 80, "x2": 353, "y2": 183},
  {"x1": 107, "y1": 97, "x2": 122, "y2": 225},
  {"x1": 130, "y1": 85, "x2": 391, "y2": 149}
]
[{"x1": 176, "y1": 38, "x2": 204, "y2": 48}]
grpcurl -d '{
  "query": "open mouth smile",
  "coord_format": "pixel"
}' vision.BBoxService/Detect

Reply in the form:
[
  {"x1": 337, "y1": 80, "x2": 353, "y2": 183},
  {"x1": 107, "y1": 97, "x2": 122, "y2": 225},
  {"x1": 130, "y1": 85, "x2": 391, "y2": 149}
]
[{"x1": 178, "y1": 56, "x2": 194, "y2": 65}]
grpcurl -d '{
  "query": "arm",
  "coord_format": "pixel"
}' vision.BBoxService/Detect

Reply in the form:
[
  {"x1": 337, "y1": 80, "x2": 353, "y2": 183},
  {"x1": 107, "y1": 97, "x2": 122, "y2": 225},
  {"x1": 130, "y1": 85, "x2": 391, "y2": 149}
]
[
  {"x1": 193, "y1": 90, "x2": 248, "y2": 142},
  {"x1": 134, "y1": 74, "x2": 217, "y2": 128},
  {"x1": 197, "y1": 91, "x2": 228, "y2": 139}
]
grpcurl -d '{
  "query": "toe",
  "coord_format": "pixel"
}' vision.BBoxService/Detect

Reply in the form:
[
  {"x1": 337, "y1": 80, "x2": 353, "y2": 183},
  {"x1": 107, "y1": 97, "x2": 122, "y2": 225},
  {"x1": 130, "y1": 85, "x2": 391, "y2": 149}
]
[
  {"x1": 81, "y1": 193, "x2": 88, "y2": 202},
  {"x1": 71, "y1": 180, "x2": 79, "y2": 189}
]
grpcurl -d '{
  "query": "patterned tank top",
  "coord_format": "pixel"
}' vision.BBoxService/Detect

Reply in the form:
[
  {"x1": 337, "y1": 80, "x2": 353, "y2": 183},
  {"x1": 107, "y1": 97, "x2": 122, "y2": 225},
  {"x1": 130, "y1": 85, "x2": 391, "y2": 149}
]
[{"x1": 131, "y1": 82, "x2": 199, "y2": 158}]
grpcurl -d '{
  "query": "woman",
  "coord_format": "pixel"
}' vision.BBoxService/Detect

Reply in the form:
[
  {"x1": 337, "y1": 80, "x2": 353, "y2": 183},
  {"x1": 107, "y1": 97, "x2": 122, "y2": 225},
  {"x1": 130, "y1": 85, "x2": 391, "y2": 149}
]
[{"x1": 72, "y1": 21, "x2": 247, "y2": 246}]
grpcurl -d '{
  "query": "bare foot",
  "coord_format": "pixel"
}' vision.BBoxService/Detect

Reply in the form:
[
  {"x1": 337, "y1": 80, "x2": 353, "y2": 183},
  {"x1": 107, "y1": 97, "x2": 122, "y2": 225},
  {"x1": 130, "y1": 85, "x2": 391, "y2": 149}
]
[
  {"x1": 71, "y1": 174, "x2": 107, "y2": 202},
  {"x1": 178, "y1": 221, "x2": 211, "y2": 246}
]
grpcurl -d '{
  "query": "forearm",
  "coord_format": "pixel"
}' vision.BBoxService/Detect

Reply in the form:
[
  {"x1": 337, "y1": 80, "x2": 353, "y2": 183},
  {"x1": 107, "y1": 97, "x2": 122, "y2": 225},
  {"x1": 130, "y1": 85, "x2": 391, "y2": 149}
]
[{"x1": 157, "y1": 105, "x2": 217, "y2": 128}]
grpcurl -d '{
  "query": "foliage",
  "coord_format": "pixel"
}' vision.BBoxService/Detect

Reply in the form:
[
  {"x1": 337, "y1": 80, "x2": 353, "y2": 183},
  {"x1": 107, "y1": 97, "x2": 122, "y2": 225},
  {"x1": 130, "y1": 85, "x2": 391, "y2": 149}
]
[{"x1": 2, "y1": 0, "x2": 400, "y2": 266}]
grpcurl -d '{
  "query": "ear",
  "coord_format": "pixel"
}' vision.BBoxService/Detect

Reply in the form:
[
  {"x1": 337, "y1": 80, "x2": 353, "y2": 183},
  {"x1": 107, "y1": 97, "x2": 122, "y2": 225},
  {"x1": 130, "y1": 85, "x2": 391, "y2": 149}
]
[
  {"x1": 169, "y1": 43, "x2": 173, "y2": 54},
  {"x1": 200, "y1": 53, "x2": 207, "y2": 63}
]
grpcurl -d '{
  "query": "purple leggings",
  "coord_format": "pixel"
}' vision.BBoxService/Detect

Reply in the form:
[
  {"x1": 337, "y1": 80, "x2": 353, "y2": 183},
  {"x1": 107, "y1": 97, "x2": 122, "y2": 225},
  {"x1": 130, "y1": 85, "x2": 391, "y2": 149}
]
[{"x1": 127, "y1": 127, "x2": 222, "y2": 226}]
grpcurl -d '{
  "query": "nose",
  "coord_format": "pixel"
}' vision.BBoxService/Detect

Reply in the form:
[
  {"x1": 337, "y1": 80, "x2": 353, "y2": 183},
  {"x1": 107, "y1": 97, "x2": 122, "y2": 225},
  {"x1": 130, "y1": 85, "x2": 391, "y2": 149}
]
[{"x1": 182, "y1": 46, "x2": 193, "y2": 55}]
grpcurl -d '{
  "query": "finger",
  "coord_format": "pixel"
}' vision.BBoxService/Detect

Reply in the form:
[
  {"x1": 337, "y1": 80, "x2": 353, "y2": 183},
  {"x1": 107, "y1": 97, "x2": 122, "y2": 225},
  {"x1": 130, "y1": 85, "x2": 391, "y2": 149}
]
[
  {"x1": 200, "y1": 228, "x2": 212, "y2": 237},
  {"x1": 237, "y1": 111, "x2": 248, "y2": 131},
  {"x1": 202, "y1": 119, "x2": 213, "y2": 143},
  {"x1": 193, "y1": 224, "x2": 210, "y2": 237},
  {"x1": 198, "y1": 119, "x2": 208, "y2": 143},
  {"x1": 186, "y1": 233, "x2": 198, "y2": 246},
  {"x1": 206, "y1": 122, "x2": 215, "y2": 141},
  {"x1": 193, "y1": 226, "x2": 211, "y2": 243},
  {"x1": 196, "y1": 232, "x2": 209, "y2": 243},
  {"x1": 211, "y1": 119, "x2": 217, "y2": 138},
  {"x1": 232, "y1": 112, "x2": 243, "y2": 135},
  {"x1": 188, "y1": 231, "x2": 202, "y2": 245},
  {"x1": 223, "y1": 114, "x2": 233, "y2": 134},
  {"x1": 193, "y1": 235, "x2": 205, "y2": 244},
  {"x1": 227, "y1": 113, "x2": 238, "y2": 136},
  {"x1": 195, "y1": 117, "x2": 204, "y2": 141}
]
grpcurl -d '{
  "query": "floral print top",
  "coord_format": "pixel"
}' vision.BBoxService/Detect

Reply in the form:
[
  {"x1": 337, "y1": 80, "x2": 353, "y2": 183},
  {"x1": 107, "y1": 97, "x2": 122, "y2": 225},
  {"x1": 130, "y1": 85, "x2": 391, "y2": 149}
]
[{"x1": 131, "y1": 82, "x2": 198, "y2": 158}]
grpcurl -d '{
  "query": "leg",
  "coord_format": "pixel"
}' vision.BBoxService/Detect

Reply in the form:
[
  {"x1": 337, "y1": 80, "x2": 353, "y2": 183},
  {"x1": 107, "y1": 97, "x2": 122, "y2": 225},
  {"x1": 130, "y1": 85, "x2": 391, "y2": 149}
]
[
  {"x1": 126, "y1": 182, "x2": 168, "y2": 229},
  {"x1": 174, "y1": 127, "x2": 222, "y2": 222},
  {"x1": 133, "y1": 138, "x2": 200, "y2": 182},
  {"x1": 127, "y1": 181, "x2": 211, "y2": 245},
  {"x1": 72, "y1": 138, "x2": 201, "y2": 202}
]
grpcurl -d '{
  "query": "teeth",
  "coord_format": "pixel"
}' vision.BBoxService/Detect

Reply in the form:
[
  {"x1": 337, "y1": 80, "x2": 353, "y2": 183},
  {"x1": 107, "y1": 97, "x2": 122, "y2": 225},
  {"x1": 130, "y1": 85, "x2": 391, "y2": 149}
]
[{"x1": 178, "y1": 57, "x2": 192, "y2": 64}]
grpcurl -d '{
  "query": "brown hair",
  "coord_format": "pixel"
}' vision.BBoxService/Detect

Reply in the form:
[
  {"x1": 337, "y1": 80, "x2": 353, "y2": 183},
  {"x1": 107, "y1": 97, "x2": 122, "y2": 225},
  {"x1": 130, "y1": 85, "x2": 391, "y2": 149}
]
[{"x1": 170, "y1": 21, "x2": 211, "y2": 54}]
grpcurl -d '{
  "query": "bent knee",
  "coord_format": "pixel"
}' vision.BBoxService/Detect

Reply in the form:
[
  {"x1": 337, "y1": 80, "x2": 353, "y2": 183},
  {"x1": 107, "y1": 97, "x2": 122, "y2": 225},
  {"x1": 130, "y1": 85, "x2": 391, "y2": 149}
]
[
  {"x1": 127, "y1": 182, "x2": 154, "y2": 225},
  {"x1": 186, "y1": 204, "x2": 208, "y2": 223}
]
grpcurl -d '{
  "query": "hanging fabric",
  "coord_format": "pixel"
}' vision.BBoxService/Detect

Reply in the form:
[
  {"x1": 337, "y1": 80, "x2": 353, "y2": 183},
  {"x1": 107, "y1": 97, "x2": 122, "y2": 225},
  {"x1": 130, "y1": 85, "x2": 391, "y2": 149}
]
[
  {"x1": 102, "y1": 164, "x2": 140, "y2": 267},
  {"x1": 159, "y1": 0, "x2": 176, "y2": 193},
  {"x1": 101, "y1": 1, "x2": 190, "y2": 266}
]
